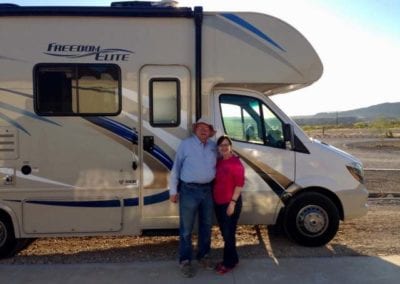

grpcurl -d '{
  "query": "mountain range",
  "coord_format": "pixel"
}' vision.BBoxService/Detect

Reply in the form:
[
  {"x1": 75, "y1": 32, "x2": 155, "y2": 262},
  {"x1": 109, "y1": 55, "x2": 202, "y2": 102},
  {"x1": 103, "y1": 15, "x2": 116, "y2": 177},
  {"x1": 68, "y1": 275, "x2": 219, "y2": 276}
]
[{"x1": 293, "y1": 102, "x2": 400, "y2": 125}]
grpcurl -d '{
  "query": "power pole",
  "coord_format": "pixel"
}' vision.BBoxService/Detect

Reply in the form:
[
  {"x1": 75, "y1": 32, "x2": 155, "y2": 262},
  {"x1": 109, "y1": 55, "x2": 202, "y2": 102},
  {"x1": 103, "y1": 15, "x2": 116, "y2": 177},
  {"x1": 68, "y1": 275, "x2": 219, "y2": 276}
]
[{"x1": 336, "y1": 111, "x2": 339, "y2": 126}]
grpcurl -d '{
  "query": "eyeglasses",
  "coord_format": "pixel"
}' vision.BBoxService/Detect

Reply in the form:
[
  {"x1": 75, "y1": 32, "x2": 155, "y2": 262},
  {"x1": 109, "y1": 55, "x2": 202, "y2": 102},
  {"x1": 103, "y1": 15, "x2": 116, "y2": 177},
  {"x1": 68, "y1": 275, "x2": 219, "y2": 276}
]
[{"x1": 218, "y1": 143, "x2": 231, "y2": 147}]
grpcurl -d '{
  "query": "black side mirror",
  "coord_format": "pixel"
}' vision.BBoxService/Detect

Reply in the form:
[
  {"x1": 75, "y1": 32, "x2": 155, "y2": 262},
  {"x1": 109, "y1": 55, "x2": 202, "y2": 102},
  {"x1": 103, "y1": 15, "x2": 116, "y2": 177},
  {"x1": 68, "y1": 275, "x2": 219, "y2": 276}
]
[{"x1": 283, "y1": 123, "x2": 295, "y2": 150}]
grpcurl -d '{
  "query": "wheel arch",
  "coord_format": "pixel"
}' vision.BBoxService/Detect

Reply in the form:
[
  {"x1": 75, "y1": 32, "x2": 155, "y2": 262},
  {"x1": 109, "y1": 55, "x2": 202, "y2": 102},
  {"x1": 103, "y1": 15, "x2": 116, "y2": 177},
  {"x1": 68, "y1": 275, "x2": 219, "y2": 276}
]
[
  {"x1": 286, "y1": 187, "x2": 344, "y2": 221},
  {"x1": 0, "y1": 205, "x2": 21, "y2": 238}
]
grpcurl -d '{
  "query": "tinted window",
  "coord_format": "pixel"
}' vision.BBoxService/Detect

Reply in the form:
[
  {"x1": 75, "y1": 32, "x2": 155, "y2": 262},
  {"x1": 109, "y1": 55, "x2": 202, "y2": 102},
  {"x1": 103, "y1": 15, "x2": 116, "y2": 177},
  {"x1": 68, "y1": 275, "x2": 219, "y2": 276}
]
[
  {"x1": 34, "y1": 64, "x2": 121, "y2": 116},
  {"x1": 149, "y1": 78, "x2": 180, "y2": 127}
]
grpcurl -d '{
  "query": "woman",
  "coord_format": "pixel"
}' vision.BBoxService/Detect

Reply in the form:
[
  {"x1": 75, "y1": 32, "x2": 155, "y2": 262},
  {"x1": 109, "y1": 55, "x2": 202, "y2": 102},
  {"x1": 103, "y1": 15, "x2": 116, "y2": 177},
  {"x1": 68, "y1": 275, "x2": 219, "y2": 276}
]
[{"x1": 213, "y1": 135, "x2": 245, "y2": 274}]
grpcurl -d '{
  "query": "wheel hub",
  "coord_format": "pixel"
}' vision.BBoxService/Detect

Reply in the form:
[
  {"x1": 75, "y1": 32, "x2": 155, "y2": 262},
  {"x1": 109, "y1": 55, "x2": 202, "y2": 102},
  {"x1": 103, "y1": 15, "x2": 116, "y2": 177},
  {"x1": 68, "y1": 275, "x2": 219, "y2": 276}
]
[{"x1": 296, "y1": 205, "x2": 329, "y2": 237}]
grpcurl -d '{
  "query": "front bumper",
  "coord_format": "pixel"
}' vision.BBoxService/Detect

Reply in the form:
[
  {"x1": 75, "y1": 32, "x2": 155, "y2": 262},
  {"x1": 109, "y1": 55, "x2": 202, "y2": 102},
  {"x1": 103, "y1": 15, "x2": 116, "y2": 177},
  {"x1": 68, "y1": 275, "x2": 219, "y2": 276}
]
[{"x1": 336, "y1": 184, "x2": 369, "y2": 220}]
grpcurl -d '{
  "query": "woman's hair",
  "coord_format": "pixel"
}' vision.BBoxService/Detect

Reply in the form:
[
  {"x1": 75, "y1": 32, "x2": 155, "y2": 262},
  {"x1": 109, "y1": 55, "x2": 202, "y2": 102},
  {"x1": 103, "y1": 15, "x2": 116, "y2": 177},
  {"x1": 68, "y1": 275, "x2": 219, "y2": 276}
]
[{"x1": 217, "y1": 135, "x2": 233, "y2": 146}]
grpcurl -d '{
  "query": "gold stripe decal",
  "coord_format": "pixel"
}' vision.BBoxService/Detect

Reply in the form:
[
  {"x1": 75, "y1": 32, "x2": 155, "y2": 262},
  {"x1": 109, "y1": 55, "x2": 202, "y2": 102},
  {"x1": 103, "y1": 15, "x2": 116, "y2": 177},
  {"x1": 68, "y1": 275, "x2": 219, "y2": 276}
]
[{"x1": 234, "y1": 148, "x2": 295, "y2": 200}]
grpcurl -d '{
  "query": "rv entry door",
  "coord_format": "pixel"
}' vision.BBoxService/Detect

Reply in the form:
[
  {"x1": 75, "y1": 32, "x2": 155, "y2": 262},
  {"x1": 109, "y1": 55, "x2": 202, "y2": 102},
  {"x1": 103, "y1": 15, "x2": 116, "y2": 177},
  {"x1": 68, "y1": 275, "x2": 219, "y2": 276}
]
[{"x1": 138, "y1": 65, "x2": 191, "y2": 229}]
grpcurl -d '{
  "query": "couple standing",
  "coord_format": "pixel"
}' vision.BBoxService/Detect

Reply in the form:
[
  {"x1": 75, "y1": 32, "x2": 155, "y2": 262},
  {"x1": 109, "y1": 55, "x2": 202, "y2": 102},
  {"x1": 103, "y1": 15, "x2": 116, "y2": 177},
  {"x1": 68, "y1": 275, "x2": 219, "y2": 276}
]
[{"x1": 169, "y1": 117, "x2": 245, "y2": 278}]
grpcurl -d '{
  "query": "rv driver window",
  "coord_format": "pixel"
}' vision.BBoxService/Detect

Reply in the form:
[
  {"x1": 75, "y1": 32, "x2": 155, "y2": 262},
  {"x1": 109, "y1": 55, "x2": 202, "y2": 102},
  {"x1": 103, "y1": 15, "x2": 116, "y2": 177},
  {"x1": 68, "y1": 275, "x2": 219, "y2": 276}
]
[
  {"x1": 34, "y1": 64, "x2": 121, "y2": 116},
  {"x1": 219, "y1": 94, "x2": 285, "y2": 148}
]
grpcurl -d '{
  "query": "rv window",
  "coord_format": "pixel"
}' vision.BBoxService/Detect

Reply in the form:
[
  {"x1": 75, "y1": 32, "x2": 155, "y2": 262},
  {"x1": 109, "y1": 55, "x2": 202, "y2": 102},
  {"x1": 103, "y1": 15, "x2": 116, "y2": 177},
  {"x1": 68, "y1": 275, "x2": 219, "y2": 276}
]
[
  {"x1": 262, "y1": 105, "x2": 285, "y2": 148},
  {"x1": 34, "y1": 64, "x2": 121, "y2": 116},
  {"x1": 149, "y1": 78, "x2": 180, "y2": 127},
  {"x1": 219, "y1": 94, "x2": 285, "y2": 149},
  {"x1": 220, "y1": 95, "x2": 263, "y2": 144}
]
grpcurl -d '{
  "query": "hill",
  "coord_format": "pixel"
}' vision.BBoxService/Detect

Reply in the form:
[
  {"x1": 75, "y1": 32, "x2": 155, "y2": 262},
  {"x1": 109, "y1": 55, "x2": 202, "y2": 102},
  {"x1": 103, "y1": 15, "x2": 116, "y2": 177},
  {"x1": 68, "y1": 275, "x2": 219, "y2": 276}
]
[{"x1": 293, "y1": 102, "x2": 400, "y2": 125}]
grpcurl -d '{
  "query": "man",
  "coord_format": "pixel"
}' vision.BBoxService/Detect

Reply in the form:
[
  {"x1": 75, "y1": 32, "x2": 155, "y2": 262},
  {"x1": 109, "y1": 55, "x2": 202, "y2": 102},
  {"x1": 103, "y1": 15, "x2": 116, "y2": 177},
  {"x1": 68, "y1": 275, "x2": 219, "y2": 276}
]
[{"x1": 169, "y1": 117, "x2": 217, "y2": 278}]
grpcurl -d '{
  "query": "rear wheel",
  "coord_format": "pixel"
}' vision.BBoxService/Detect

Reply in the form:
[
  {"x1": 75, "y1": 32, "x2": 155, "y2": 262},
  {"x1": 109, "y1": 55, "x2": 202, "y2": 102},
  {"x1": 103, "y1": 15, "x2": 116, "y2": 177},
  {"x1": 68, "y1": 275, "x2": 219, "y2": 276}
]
[
  {"x1": 15, "y1": 238, "x2": 36, "y2": 252},
  {"x1": 0, "y1": 214, "x2": 18, "y2": 258},
  {"x1": 283, "y1": 192, "x2": 339, "y2": 247}
]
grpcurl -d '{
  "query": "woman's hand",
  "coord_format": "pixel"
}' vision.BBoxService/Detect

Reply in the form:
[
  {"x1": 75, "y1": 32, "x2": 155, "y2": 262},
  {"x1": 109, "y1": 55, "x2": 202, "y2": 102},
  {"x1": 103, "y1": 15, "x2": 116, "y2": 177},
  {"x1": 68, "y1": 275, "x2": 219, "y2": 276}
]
[{"x1": 226, "y1": 201, "x2": 235, "y2": 216}]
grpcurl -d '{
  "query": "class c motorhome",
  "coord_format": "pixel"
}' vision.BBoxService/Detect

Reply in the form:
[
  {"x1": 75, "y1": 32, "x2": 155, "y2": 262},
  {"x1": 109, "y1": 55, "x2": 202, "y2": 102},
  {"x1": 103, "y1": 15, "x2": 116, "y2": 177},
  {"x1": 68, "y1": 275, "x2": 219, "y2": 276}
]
[{"x1": 0, "y1": 1, "x2": 368, "y2": 258}]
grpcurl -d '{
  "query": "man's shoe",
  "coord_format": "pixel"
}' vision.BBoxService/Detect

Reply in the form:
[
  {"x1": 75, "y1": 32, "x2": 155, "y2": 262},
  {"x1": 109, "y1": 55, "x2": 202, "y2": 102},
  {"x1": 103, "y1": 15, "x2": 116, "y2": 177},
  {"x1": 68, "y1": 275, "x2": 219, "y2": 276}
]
[
  {"x1": 198, "y1": 256, "x2": 215, "y2": 270},
  {"x1": 180, "y1": 261, "x2": 196, "y2": 278},
  {"x1": 214, "y1": 261, "x2": 223, "y2": 271}
]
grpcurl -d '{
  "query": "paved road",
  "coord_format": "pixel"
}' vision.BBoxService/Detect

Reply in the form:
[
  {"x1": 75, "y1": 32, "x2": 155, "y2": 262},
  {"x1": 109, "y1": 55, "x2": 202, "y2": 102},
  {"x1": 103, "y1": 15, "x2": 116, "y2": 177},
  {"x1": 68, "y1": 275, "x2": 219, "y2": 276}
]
[{"x1": 1, "y1": 256, "x2": 399, "y2": 283}]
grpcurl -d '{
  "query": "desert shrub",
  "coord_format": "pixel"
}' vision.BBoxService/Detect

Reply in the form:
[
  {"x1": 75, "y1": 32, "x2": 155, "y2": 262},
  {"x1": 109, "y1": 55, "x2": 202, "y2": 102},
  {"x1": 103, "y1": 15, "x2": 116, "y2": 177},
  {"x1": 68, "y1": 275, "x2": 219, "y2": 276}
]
[
  {"x1": 354, "y1": 122, "x2": 369, "y2": 128},
  {"x1": 371, "y1": 117, "x2": 397, "y2": 138},
  {"x1": 385, "y1": 130, "x2": 394, "y2": 138}
]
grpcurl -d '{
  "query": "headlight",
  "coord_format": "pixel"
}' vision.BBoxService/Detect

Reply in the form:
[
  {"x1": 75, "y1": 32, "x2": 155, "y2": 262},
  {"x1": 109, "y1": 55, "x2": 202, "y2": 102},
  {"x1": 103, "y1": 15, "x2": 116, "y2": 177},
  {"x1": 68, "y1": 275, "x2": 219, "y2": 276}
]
[{"x1": 346, "y1": 162, "x2": 364, "y2": 184}]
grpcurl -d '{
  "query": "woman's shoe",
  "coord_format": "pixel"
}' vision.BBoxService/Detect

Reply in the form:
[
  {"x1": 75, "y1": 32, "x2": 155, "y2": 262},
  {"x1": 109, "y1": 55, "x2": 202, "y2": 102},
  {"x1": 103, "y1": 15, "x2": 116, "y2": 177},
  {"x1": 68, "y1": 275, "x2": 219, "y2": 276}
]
[{"x1": 216, "y1": 264, "x2": 234, "y2": 275}]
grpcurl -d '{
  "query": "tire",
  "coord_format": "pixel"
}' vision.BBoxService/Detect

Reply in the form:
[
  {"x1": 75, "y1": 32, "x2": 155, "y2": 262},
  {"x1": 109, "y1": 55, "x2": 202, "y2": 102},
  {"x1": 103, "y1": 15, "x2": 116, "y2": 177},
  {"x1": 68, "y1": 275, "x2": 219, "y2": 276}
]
[
  {"x1": 283, "y1": 192, "x2": 339, "y2": 247},
  {"x1": 15, "y1": 238, "x2": 36, "y2": 252},
  {"x1": 0, "y1": 214, "x2": 18, "y2": 259}
]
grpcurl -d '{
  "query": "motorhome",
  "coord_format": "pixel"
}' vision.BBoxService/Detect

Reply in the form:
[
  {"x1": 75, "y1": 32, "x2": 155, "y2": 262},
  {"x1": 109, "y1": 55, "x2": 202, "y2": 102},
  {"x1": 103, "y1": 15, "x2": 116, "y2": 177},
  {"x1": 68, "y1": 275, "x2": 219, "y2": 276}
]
[{"x1": 0, "y1": 1, "x2": 368, "y2": 258}]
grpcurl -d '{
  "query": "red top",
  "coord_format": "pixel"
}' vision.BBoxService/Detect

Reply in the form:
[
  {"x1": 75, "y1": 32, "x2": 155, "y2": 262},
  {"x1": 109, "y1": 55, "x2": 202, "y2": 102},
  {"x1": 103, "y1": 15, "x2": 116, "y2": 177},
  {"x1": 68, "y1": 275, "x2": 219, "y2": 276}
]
[{"x1": 213, "y1": 156, "x2": 245, "y2": 204}]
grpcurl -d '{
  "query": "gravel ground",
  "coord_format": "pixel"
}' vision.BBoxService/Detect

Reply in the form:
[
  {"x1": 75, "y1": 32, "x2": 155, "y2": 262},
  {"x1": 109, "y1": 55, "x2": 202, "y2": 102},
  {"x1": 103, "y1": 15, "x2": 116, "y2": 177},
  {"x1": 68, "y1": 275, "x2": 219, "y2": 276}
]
[
  {"x1": 1, "y1": 134, "x2": 399, "y2": 264},
  {"x1": 0, "y1": 199, "x2": 398, "y2": 264},
  {"x1": 321, "y1": 136, "x2": 400, "y2": 194},
  {"x1": 365, "y1": 170, "x2": 400, "y2": 194}
]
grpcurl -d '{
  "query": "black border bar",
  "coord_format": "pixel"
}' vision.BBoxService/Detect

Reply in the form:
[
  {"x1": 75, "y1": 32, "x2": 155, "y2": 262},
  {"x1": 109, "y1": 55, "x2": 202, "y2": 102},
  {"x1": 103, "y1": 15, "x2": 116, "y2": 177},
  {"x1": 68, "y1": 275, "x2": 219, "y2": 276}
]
[
  {"x1": 0, "y1": 5, "x2": 193, "y2": 17},
  {"x1": 194, "y1": 6, "x2": 203, "y2": 121}
]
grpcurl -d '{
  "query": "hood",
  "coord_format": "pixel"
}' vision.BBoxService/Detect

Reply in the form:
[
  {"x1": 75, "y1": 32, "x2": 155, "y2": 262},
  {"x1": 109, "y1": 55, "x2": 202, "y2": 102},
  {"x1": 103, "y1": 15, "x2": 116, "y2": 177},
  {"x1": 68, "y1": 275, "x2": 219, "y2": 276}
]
[{"x1": 310, "y1": 138, "x2": 362, "y2": 164}]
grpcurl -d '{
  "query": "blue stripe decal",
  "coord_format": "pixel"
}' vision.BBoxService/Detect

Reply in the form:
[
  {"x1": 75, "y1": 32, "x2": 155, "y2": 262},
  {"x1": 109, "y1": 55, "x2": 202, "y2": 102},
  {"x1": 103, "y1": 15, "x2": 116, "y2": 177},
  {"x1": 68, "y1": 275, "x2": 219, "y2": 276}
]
[
  {"x1": 0, "y1": 113, "x2": 30, "y2": 135},
  {"x1": 25, "y1": 199, "x2": 121, "y2": 208},
  {"x1": 123, "y1": 191, "x2": 170, "y2": 206},
  {"x1": 0, "y1": 102, "x2": 61, "y2": 127},
  {"x1": 221, "y1": 13, "x2": 286, "y2": 52},
  {"x1": 85, "y1": 116, "x2": 138, "y2": 144},
  {"x1": 144, "y1": 190, "x2": 170, "y2": 205},
  {"x1": 123, "y1": 198, "x2": 139, "y2": 207},
  {"x1": 0, "y1": 87, "x2": 32, "y2": 99},
  {"x1": 152, "y1": 146, "x2": 173, "y2": 170},
  {"x1": 5, "y1": 191, "x2": 170, "y2": 208},
  {"x1": 3, "y1": 118, "x2": 174, "y2": 208},
  {"x1": 85, "y1": 117, "x2": 173, "y2": 170}
]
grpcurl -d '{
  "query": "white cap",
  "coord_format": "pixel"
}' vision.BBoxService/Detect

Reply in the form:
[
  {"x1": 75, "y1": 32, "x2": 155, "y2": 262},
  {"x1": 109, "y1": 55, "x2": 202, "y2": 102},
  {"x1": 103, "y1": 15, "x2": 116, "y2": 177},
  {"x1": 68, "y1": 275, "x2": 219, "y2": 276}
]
[{"x1": 192, "y1": 117, "x2": 216, "y2": 137}]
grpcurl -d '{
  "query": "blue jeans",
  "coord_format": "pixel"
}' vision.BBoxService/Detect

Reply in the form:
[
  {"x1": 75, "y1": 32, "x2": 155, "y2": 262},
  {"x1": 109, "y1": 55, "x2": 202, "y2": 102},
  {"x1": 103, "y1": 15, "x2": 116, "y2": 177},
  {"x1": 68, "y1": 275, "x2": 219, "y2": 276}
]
[
  {"x1": 214, "y1": 196, "x2": 242, "y2": 268},
  {"x1": 178, "y1": 181, "x2": 213, "y2": 263}
]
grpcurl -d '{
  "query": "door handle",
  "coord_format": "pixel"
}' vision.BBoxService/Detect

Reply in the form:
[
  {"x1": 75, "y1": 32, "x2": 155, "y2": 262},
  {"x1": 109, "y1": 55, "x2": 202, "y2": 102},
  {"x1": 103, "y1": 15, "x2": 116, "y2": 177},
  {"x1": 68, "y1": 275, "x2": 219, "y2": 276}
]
[{"x1": 143, "y1": 136, "x2": 154, "y2": 152}]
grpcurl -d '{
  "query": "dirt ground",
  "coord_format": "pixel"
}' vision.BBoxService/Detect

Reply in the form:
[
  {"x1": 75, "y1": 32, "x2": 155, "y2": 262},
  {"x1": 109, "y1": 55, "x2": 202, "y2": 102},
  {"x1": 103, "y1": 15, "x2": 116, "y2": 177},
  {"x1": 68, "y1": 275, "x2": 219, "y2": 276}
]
[
  {"x1": 1, "y1": 199, "x2": 398, "y2": 264},
  {"x1": 311, "y1": 128, "x2": 400, "y2": 195},
  {"x1": 1, "y1": 128, "x2": 399, "y2": 264}
]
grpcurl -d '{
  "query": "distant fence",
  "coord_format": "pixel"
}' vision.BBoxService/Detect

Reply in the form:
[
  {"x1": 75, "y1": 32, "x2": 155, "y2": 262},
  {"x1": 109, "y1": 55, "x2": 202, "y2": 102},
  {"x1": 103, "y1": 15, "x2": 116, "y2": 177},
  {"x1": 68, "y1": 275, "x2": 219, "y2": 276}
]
[{"x1": 294, "y1": 116, "x2": 358, "y2": 126}]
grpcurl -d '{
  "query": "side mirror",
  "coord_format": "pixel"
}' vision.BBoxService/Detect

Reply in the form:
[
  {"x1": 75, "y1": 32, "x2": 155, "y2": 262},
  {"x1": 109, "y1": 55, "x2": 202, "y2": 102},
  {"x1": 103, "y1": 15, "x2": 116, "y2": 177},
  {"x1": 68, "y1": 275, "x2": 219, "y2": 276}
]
[{"x1": 283, "y1": 123, "x2": 295, "y2": 150}]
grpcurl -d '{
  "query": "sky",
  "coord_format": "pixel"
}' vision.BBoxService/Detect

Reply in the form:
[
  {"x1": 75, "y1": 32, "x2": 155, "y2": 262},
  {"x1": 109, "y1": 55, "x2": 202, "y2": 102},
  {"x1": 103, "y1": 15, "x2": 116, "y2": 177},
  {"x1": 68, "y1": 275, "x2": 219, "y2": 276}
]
[{"x1": 5, "y1": 0, "x2": 400, "y2": 116}]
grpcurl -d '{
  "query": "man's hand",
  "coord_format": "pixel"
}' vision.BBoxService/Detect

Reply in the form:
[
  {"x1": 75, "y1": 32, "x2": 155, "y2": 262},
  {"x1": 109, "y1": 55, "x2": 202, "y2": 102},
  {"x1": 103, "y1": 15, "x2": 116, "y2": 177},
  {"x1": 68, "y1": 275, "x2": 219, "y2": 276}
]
[{"x1": 170, "y1": 194, "x2": 179, "y2": 203}]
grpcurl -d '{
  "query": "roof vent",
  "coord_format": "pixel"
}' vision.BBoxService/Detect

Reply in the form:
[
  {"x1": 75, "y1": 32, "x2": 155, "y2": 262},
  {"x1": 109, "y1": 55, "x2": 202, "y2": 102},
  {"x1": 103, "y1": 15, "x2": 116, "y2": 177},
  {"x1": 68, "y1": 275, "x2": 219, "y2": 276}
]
[{"x1": 111, "y1": 1, "x2": 178, "y2": 8}]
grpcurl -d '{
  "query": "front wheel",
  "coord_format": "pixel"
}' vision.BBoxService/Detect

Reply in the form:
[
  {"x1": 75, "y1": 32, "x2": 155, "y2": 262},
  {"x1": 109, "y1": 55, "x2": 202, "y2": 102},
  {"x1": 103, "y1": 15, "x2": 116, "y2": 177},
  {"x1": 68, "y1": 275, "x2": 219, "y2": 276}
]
[
  {"x1": 0, "y1": 214, "x2": 18, "y2": 259},
  {"x1": 283, "y1": 192, "x2": 340, "y2": 247}
]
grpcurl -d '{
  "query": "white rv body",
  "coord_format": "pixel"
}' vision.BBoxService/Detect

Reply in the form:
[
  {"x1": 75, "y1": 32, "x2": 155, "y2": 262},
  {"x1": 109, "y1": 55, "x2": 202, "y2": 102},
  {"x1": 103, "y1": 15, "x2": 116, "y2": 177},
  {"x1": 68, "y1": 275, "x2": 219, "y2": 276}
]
[{"x1": 0, "y1": 2, "x2": 367, "y2": 257}]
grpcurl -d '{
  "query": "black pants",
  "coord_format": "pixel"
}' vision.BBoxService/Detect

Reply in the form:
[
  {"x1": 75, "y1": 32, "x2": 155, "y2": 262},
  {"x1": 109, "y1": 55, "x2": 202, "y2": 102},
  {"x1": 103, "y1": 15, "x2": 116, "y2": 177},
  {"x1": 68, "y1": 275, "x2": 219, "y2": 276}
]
[{"x1": 214, "y1": 196, "x2": 242, "y2": 268}]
